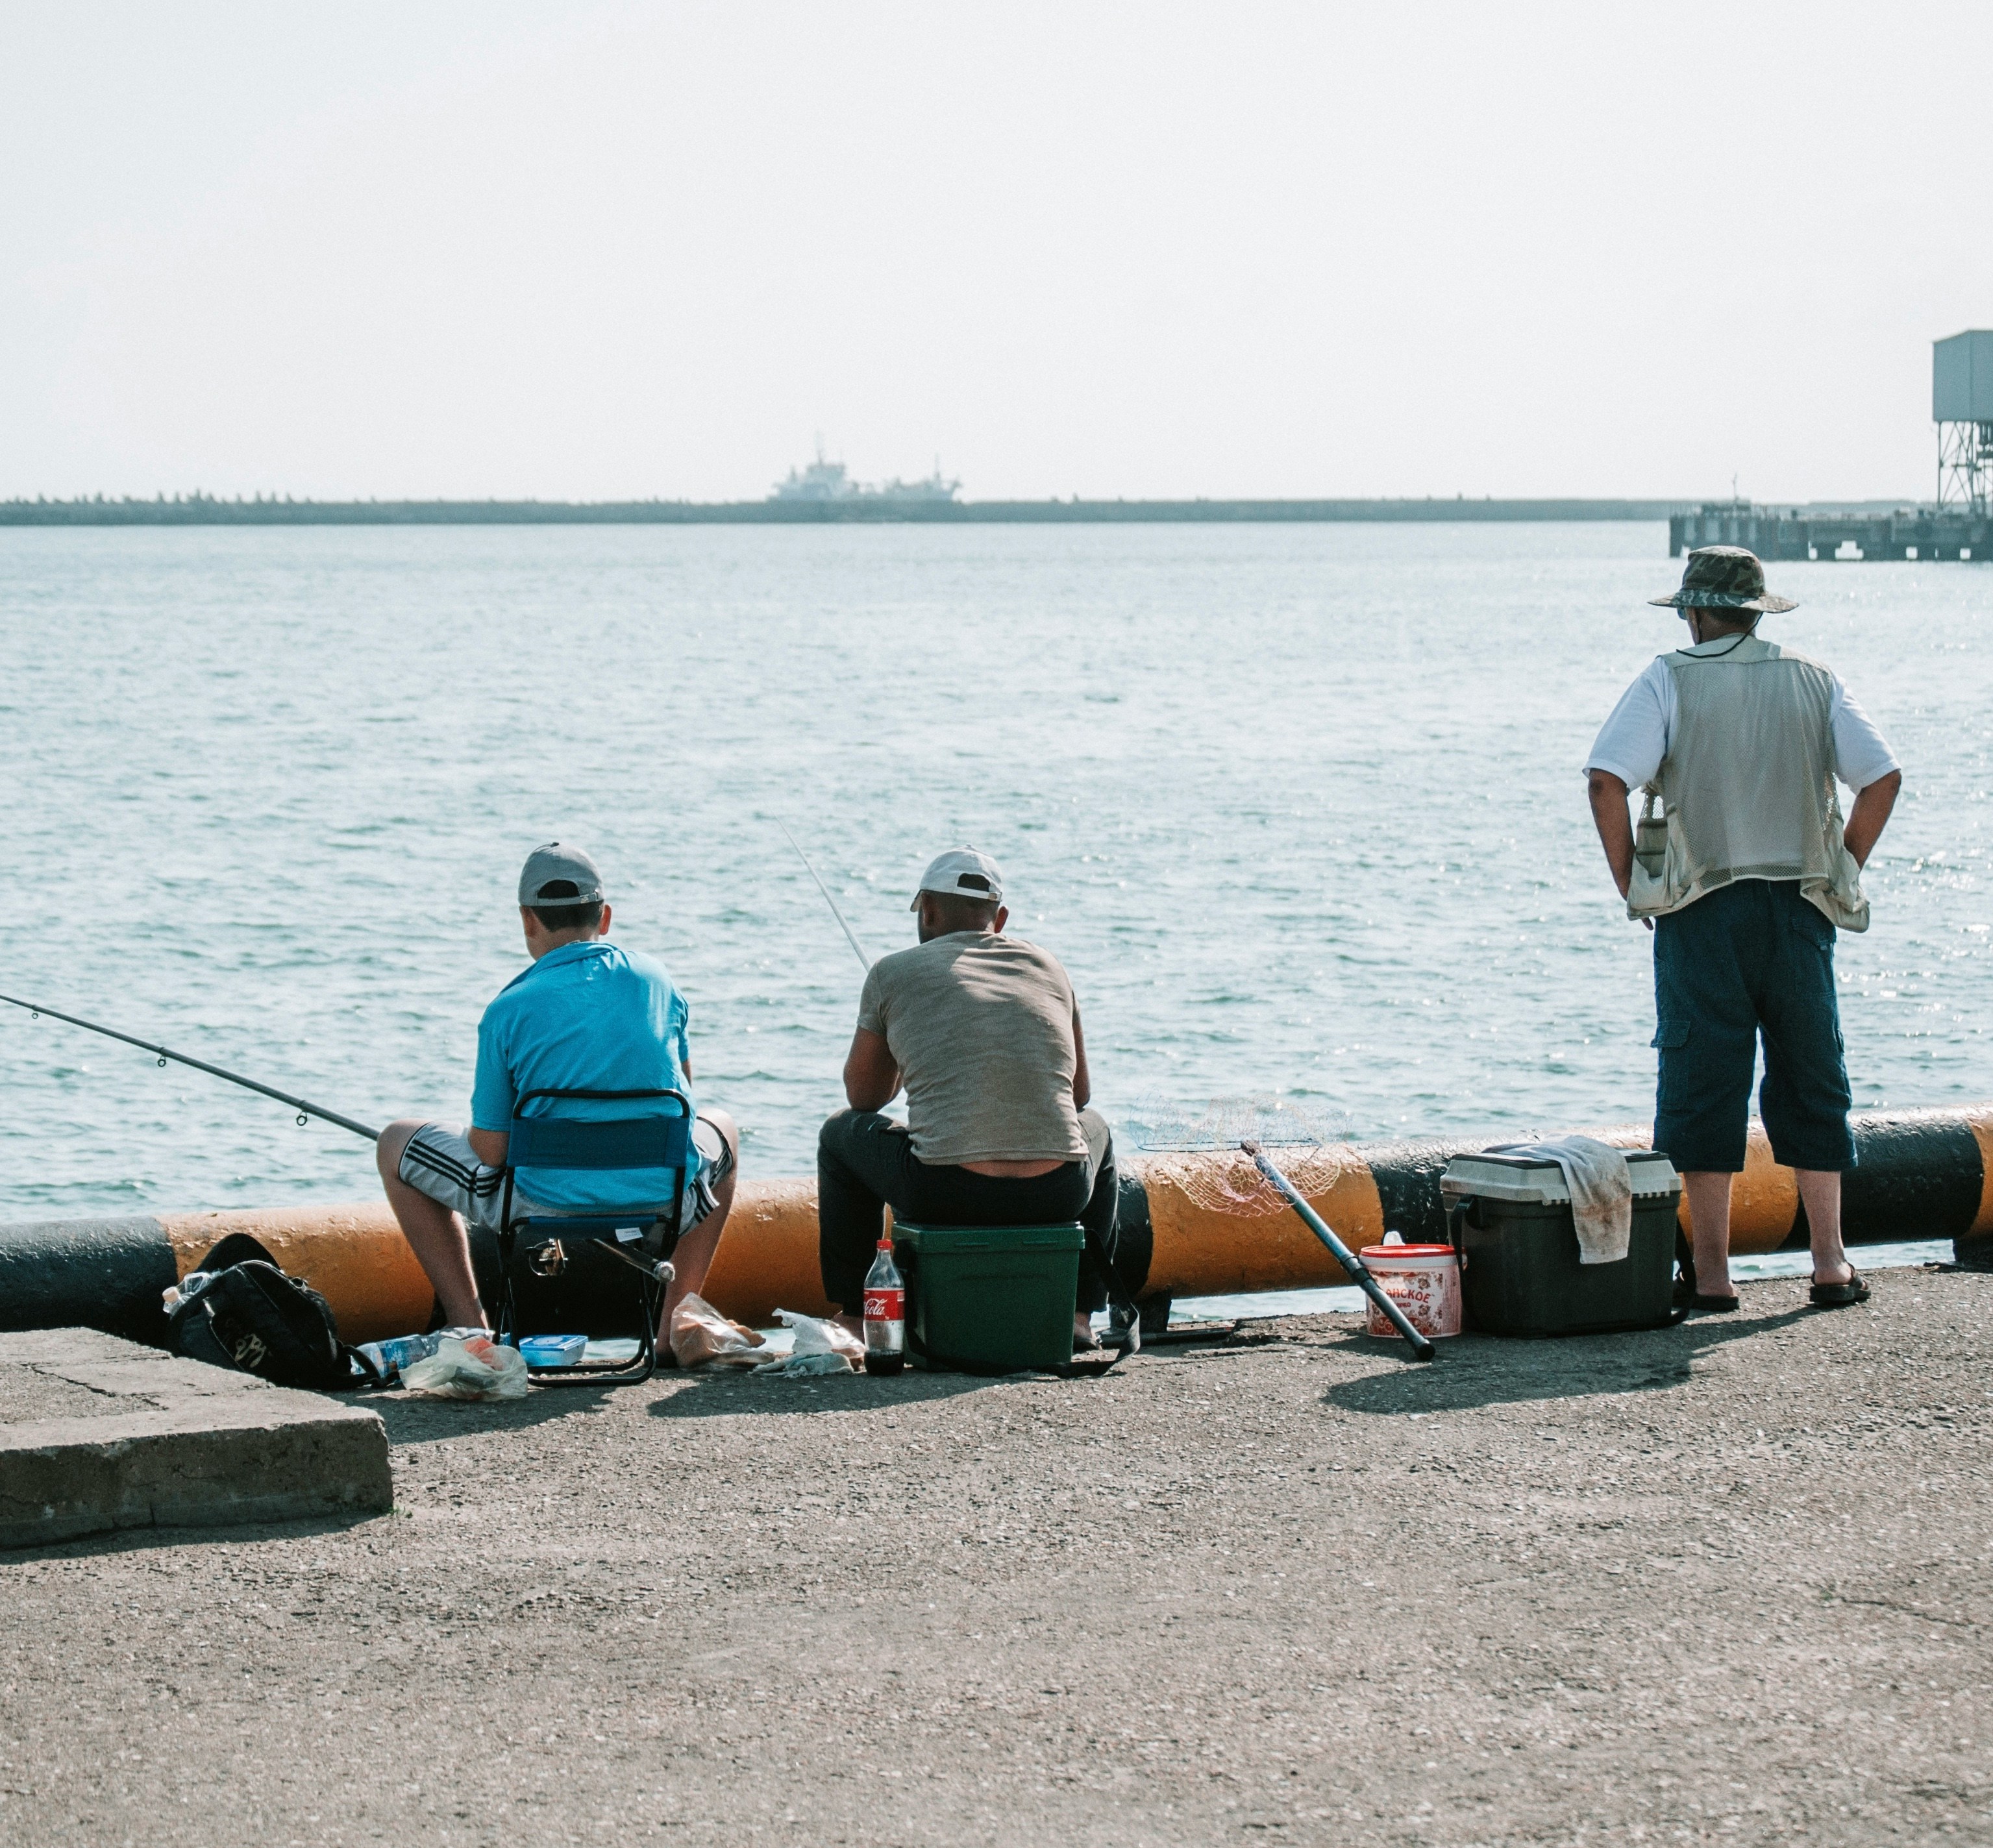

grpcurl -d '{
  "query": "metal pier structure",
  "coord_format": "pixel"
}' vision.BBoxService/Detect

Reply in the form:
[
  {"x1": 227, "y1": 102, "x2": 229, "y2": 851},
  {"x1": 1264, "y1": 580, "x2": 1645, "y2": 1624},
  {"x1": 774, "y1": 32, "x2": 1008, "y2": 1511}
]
[
  {"x1": 1669, "y1": 500, "x2": 1990, "y2": 562},
  {"x1": 1680, "y1": 329, "x2": 1993, "y2": 561}
]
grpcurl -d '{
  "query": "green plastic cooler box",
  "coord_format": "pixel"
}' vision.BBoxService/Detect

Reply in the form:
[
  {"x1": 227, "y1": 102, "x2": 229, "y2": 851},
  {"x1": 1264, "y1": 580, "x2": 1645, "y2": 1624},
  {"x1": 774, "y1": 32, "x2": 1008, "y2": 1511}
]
[
  {"x1": 891, "y1": 1222, "x2": 1083, "y2": 1374},
  {"x1": 1439, "y1": 1151, "x2": 1681, "y2": 1337}
]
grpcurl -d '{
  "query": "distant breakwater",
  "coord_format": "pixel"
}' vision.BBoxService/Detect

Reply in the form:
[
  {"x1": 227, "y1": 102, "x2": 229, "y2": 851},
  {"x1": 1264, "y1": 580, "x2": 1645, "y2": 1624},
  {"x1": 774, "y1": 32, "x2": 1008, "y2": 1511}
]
[{"x1": 1, "y1": 495, "x2": 1687, "y2": 528}]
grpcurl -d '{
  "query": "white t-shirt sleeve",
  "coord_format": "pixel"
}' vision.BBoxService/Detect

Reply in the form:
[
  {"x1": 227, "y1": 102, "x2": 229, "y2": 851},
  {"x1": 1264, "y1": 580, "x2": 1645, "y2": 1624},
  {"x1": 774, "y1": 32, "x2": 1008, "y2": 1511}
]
[
  {"x1": 1583, "y1": 659, "x2": 1671, "y2": 789},
  {"x1": 1828, "y1": 679, "x2": 1899, "y2": 792}
]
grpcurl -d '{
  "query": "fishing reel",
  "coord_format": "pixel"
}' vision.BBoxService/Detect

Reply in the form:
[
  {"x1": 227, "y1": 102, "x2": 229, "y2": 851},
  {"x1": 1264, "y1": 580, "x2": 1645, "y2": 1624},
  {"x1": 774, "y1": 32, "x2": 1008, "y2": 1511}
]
[{"x1": 526, "y1": 1240, "x2": 568, "y2": 1277}]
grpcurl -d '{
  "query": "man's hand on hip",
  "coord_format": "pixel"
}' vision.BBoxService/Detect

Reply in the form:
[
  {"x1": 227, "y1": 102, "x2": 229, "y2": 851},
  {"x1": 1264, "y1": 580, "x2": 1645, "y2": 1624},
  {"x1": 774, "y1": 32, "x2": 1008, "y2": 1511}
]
[{"x1": 1844, "y1": 769, "x2": 1901, "y2": 869}]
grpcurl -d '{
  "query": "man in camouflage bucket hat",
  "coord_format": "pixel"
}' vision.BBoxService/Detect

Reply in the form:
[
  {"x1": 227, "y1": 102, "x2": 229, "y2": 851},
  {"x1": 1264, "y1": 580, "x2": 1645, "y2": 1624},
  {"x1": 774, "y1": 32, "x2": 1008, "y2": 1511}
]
[{"x1": 1584, "y1": 547, "x2": 1903, "y2": 1314}]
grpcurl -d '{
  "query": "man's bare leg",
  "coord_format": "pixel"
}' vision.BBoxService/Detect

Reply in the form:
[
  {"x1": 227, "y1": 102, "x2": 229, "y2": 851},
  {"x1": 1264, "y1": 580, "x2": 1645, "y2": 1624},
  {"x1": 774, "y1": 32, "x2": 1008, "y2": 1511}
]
[
  {"x1": 1796, "y1": 1168, "x2": 1853, "y2": 1287},
  {"x1": 659, "y1": 1110, "x2": 740, "y2": 1337},
  {"x1": 377, "y1": 1120, "x2": 486, "y2": 1328},
  {"x1": 1681, "y1": 1170, "x2": 1736, "y2": 1301}
]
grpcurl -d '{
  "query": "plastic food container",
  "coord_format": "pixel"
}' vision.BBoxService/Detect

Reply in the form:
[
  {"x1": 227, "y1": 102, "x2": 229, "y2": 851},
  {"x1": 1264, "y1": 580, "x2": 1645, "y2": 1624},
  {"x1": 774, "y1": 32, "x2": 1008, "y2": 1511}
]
[{"x1": 517, "y1": 1333, "x2": 589, "y2": 1368}]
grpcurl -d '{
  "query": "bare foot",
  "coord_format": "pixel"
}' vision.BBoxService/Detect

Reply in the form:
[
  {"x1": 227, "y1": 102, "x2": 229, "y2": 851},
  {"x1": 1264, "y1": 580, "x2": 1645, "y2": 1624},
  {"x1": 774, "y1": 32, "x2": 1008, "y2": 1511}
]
[{"x1": 1072, "y1": 1312, "x2": 1099, "y2": 1351}]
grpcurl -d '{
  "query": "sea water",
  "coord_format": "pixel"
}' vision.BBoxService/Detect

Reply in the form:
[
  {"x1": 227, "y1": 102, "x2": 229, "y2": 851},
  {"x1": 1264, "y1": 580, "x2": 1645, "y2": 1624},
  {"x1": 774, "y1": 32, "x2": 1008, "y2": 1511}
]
[{"x1": 1, "y1": 521, "x2": 1987, "y2": 1227}]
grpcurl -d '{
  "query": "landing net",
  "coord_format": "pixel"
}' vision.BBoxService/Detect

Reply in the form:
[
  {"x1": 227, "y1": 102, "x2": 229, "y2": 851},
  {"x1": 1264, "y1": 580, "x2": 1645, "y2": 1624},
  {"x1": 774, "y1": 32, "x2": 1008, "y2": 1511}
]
[{"x1": 1128, "y1": 1096, "x2": 1357, "y2": 1218}]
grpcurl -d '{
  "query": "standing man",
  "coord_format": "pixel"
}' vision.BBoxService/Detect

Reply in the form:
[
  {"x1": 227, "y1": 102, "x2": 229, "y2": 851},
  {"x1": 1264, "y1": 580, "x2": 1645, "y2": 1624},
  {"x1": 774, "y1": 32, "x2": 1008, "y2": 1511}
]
[
  {"x1": 817, "y1": 848, "x2": 1132, "y2": 1354},
  {"x1": 376, "y1": 843, "x2": 739, "y2": 1341},
  {"x1": 1585, "y1": 547, "x2": 1901, "y2": 1312}
]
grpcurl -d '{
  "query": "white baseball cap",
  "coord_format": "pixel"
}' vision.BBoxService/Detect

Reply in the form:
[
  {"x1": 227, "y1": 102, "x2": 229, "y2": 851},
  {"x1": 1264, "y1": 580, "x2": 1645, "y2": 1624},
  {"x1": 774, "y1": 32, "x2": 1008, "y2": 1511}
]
[{"x1": 909, "y1": 846, "x2": 1004, "y2": 910}]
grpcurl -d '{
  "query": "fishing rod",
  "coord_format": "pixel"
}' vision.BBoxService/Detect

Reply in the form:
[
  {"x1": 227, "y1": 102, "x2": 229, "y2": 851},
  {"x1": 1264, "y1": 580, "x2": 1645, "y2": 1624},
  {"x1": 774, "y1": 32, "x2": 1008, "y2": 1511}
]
[
  {"x1": 1243, "y1": 1139, "x2": 1435, "y2": 1361},
  {"x1": 775, "y1": 819, "x2": 873, "y2": 971},
  {"x1": 0, "y1": 991, "x2": 382, "y2": 1142}
]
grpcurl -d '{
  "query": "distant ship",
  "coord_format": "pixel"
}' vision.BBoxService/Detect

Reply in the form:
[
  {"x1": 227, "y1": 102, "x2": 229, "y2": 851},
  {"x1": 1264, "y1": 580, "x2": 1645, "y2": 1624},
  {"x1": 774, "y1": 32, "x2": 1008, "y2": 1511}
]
[{"x1": 769, "y1": 447, "x2": 961, "y2": 504}]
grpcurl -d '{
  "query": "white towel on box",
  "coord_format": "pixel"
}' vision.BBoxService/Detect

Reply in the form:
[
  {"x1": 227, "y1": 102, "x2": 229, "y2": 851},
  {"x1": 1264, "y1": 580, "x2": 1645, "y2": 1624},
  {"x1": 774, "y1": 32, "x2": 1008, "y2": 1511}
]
[{"x1": 1487, "y1": 1135, "x2": 1633, "y2": 1264}]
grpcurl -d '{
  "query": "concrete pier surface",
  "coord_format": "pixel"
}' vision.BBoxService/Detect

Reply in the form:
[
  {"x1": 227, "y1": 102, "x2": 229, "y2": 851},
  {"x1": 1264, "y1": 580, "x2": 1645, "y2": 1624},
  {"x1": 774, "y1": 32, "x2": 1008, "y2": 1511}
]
[
  {"x1": 2, "y1": 1270, "x2": 1988, "y2": 1846},
  {"x1": 0, "y1": 1328, "x2": 390, "y2": 1549}
]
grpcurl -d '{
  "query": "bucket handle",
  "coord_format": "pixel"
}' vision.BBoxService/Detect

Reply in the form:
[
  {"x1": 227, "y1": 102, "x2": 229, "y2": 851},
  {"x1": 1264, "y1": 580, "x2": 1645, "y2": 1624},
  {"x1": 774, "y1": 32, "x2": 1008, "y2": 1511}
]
[{"x1": 1445, "y1": 1197, "x2": 1471, "y2": 1272}]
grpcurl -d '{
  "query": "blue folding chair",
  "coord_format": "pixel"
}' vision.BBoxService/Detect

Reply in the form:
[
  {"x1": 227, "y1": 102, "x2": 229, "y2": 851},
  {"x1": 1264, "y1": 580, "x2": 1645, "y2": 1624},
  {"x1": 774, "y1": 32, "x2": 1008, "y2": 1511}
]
[{"x1": 493, "y1": 1086, "x2": 695, "y2": 1385}]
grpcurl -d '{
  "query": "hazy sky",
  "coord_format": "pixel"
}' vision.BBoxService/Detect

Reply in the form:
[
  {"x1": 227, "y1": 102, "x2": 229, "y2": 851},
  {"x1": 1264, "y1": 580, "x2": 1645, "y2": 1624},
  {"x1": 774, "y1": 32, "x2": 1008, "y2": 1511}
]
[{"x1": 5, "y1": 2, "x2": 1988, "y2": 503}]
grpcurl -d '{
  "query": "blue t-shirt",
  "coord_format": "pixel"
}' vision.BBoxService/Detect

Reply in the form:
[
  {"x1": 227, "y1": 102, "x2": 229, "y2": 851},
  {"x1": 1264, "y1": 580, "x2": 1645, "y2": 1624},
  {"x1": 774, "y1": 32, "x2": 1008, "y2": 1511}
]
[{"x1": 471, "y1": 940, "x2": 695, "y2": 1212}]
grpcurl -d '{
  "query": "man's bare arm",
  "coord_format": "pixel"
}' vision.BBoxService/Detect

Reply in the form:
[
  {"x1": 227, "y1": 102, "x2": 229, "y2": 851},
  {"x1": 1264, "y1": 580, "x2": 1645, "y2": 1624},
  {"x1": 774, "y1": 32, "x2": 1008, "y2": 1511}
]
[
  {"x1": 1587, "y1": 770, "x2": 1635, "y2": 900},
  {"x1": 1844, "y1": 769, "x2": 1901, "y2": 868},
  {"x1": 467, "y1": 1127, "x2": 508, "y2": 1167},
  {"x1": 844, "y1": 1028, "x2": 901, "y2": 1111}
]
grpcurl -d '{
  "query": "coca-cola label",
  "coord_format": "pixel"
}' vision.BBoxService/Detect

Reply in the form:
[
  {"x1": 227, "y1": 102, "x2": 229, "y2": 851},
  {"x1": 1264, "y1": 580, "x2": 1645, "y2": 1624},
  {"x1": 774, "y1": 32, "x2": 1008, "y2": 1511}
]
[{"x1": 864, "y1": 1288, "x2": 904, "y2": 1322}]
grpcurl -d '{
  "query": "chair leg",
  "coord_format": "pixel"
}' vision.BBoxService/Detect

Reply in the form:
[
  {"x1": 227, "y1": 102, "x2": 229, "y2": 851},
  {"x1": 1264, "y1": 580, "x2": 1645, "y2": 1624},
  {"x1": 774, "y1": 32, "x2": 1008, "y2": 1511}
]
[
  {"x1": 515, "y1": 1244, "x2": 664, "y2": 1386},
  {"x1": 493, "y1": 1231, "x2": 518, "y2": 1346}
]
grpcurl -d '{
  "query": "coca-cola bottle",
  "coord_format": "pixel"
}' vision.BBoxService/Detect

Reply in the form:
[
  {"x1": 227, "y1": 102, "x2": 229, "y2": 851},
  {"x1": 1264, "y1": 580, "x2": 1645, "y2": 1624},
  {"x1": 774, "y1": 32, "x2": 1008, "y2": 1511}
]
[{"x1": 863, "y1": 1235, "x2": 906, "y2": 1376}]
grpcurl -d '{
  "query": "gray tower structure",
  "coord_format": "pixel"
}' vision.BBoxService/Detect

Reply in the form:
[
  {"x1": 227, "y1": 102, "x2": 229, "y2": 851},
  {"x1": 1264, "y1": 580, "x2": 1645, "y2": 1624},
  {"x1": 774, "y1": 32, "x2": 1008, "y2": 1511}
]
[{"x1": 1935, "y1": 330, "x2": 1993, "y2": 513}]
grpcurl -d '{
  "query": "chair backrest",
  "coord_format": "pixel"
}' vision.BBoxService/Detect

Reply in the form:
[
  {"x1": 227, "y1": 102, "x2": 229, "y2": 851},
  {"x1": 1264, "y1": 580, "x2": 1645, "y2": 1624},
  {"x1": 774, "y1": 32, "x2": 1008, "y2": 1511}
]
[{"x1": 506, "y1": 1087, "x2": 693, "y2": 1177}]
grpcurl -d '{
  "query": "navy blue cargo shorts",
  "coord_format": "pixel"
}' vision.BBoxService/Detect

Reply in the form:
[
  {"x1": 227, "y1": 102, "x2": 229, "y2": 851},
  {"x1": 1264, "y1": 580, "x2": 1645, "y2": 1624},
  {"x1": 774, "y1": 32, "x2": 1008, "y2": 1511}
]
[{"x1": 1651, "y1": 879, "x2": 1855, "y2": 1174}]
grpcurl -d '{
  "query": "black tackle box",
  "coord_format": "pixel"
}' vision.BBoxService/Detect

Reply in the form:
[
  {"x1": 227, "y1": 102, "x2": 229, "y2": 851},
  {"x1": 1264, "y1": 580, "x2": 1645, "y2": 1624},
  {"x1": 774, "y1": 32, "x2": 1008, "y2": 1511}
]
[{"x1": 1439, "y1": 1150, "x2": 1682, "y2": 1337}]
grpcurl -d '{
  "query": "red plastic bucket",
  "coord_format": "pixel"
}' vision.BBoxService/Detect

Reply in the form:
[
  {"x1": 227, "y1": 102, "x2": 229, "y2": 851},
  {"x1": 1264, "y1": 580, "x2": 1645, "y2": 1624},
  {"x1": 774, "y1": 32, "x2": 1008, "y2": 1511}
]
[{"x1": 1359, "y1": 1237, "x2": 1463, "y2": 1339}]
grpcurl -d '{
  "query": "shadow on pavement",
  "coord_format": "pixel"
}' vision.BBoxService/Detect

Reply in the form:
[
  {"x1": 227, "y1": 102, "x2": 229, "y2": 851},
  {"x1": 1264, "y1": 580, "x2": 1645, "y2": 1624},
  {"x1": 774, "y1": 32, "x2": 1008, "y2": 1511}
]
[
  {"x1": 7, "y1": 1507, "x2": 388, "y2": 1561},
  {"x1": 649, "y1": 1367, "x2": 1013, "y2": 1418},
  {"x1": 1318, "y1": 1305, "x2": 1816, "y2": 1416},
  {"x1": 372, "y1": 1386, "x2": 625, "y2": 1445}
]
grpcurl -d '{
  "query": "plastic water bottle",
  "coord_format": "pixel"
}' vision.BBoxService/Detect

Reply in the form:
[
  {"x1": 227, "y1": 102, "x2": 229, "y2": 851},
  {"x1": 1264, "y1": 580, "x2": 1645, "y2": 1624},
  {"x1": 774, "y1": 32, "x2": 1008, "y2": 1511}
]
[
  {"x1": 863, "y1": 1237, "x2": 906, "y2": 1377},
  {"x1": 161, "y1": 1271, "x2": 214, "y2": 1314},
  {"x1": 354, "y1": 1331, "x2": 442, "y2": 1381}
]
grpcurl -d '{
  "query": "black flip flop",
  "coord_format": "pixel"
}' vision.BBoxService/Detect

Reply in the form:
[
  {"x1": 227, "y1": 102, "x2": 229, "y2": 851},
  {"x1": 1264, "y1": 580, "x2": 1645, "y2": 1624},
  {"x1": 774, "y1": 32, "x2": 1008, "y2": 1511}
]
[
  {"x1": 1809, "y1": 1266, "x2": 1870, "y2": 1309},
  {"x1": 1690, "y1": 1292, "x2": 1740, "y2": 1314}
]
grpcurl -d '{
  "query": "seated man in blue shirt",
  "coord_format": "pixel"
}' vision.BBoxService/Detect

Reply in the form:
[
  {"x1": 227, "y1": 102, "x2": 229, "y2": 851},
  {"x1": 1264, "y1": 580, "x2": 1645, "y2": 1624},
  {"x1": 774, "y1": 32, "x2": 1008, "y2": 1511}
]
[{"x1": 376, "y1": 843, "x2": 738, "y2": 1340}]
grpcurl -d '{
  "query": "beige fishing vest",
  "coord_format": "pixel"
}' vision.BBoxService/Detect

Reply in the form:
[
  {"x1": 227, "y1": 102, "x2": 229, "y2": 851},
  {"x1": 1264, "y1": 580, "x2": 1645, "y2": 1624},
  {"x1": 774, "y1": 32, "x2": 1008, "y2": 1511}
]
[{"x1": 1626, "y1": 634, "x2": 1869, "y2": 931}]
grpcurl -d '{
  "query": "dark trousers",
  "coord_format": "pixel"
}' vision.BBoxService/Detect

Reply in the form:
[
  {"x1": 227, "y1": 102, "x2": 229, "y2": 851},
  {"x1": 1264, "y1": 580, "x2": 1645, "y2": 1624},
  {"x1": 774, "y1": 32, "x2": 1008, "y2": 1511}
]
[
  {"x1": 1652, "y1": 878, "x2": 1855, "y2": 1174},
  {"x1": 818, "y1": 1107, "x2": 1122, "y2": 1313}
]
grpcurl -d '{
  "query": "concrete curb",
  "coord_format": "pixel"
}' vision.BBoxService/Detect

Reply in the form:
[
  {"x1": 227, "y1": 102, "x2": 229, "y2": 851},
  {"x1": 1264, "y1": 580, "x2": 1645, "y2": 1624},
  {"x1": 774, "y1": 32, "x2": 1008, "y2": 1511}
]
[{"x1": 0, "y1": 1328, "x2": 391, "y2": 1549}]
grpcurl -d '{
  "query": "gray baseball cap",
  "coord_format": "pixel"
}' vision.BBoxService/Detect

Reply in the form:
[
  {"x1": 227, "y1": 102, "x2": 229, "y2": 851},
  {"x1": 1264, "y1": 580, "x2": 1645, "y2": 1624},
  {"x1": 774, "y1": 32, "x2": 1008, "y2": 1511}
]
[
  {"x1": 518, "y1": 841, "x2": 605, "y2": 907},
  {"x1": 910, "y1": 846, "x2": 1004, "y2": 910}
]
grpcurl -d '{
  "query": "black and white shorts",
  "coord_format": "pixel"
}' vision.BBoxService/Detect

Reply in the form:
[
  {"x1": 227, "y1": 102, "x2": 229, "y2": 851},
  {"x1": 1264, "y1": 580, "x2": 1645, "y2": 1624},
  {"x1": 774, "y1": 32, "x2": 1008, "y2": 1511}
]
[{"x1": 397, "y1": 1115, "x2": 734, "y2": 1235}]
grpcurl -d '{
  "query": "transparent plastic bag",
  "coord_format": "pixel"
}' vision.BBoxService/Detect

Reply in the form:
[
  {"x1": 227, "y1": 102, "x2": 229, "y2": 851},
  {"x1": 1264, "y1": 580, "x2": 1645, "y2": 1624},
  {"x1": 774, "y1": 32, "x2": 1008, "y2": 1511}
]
[
  {"x1": 753, "y1": 1309, "x2": 863, "y2": 1377},
  {"x1": 756, "y1": 1351, "x2": 855, "y2": 1378},
  {"x1": 669, "y1": 1293, "x2": 767, "y2": 1370},
  {"x1": 401, "y1": 1333, "x2": 530, "y2": 1400}
]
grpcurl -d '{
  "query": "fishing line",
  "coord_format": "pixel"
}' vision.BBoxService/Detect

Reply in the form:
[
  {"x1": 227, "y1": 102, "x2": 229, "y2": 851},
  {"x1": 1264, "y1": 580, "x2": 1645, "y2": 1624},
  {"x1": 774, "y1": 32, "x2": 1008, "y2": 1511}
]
[
  {"x1": 0, "y1": 991, "x2": 382, "y2": 1142},
  {"x1": 775, "y1": 819, "x2": 874, "y2": 970},
  {"x1": 1135, "y1": 1096, "x2": 1355, "y2": 1216}
]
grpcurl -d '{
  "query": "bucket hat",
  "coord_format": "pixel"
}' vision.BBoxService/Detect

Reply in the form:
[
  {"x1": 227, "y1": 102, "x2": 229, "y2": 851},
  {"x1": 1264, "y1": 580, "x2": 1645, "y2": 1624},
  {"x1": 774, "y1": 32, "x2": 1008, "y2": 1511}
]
[{"x1": 1648, "y1": 545, "x2": 1796, "y2": 614}]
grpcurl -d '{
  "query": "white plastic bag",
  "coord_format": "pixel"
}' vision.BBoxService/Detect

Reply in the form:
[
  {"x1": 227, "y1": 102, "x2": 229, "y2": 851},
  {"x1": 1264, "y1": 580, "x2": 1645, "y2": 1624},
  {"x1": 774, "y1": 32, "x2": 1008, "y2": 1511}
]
[
  {"x1": 669, "y1": 1293, "x2": 767, "y2": 1370},
  {"x1": 401, "y1": 1333, "x2": 530, "y2": 1400},
  {"x1": 753, "y1": 1309, "x2": 863, "y2": 1377}
]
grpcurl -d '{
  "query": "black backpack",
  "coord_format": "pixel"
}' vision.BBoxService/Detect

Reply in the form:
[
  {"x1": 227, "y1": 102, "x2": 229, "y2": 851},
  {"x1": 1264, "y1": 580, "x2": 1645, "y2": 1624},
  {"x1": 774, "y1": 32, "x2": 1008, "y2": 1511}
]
[{"x1": 167, "y1": 1233, "x2": 384, "y2": 1392}]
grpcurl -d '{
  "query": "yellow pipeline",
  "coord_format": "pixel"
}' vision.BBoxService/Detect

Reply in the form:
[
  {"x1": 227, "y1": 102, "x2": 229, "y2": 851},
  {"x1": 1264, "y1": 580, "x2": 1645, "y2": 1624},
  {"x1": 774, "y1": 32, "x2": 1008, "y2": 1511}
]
[{"x1": 137, "y1": 1105, "x2": 1992, "y2": 1340}]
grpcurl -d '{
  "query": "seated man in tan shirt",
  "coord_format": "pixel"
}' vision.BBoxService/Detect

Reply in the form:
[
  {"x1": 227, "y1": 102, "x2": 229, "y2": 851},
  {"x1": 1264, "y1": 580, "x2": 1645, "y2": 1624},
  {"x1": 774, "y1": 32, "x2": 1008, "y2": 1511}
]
[{"x1": 817, "y1": 847, "x2": 1130, "y2": 1354}]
